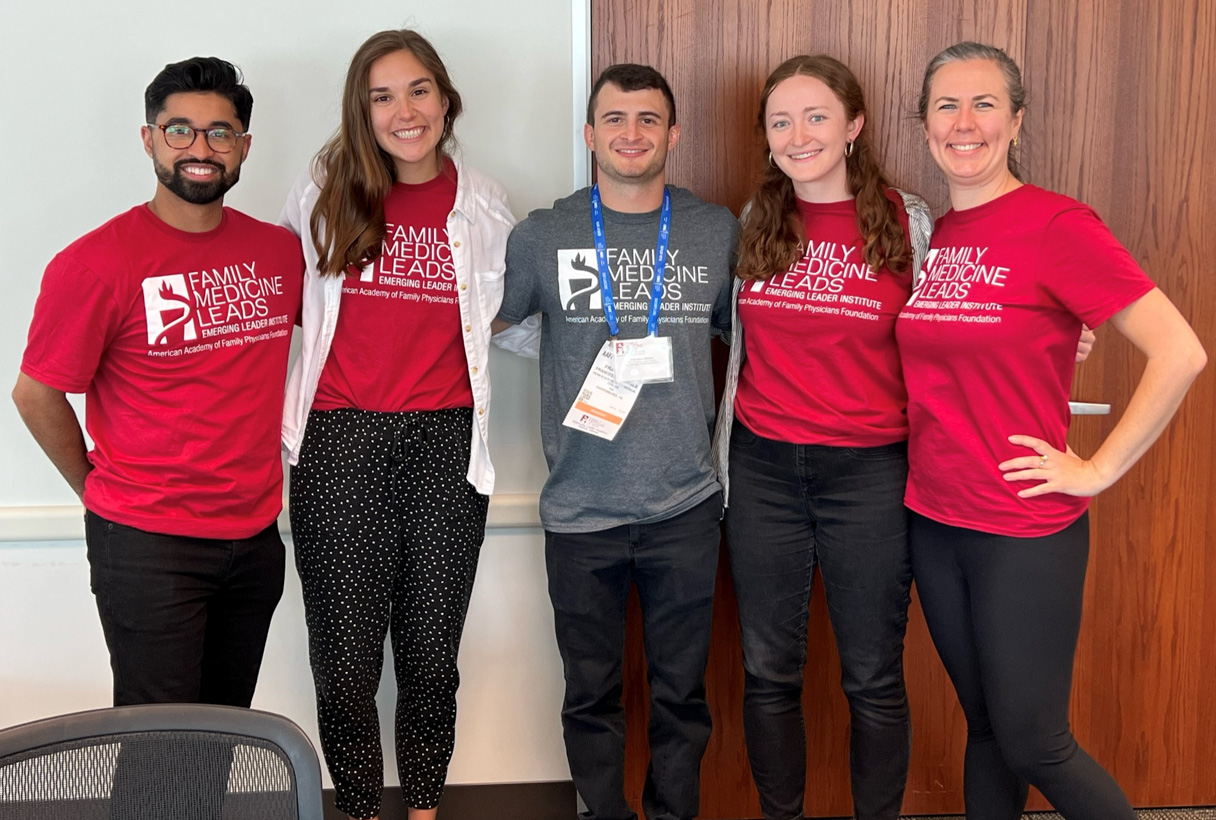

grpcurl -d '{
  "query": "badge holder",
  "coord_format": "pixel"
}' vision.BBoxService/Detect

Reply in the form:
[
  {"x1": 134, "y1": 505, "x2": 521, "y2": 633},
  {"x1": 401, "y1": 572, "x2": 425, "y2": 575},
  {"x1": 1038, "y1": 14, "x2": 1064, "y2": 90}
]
[
  {"x1": 612, "y1": 336, "x2": 674, "y2": 384},
  {"x1": 564, "y1": 185, "x2": 674, "y2": 440},
  {"x1": 562, "y1": 341, "x2": 643, "y2": 441}
]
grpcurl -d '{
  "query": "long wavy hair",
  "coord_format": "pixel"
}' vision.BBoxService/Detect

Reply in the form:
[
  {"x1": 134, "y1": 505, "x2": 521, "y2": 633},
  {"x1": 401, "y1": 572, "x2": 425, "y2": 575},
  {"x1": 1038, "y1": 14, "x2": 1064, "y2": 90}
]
[
  {"x1": 310, "y1": 29, "x2": 463, "y2": 276},
  {"x1": 736, "y1": 55, "x2": 910, "y2": 282}
]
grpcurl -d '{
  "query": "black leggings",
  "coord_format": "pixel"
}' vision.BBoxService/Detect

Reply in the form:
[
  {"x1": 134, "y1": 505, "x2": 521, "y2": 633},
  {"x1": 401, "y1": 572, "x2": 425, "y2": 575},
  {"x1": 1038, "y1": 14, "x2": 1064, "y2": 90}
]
[{"x1": 909, "y1": 512, "x2": 1135, "y2": 820}]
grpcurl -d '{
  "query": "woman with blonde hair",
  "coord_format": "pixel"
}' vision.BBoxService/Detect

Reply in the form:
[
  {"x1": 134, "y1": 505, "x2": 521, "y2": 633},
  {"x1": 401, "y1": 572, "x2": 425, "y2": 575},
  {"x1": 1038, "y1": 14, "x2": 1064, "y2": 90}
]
[
  {"x1": 901, "y1": 41, "x2": 1205, "y2": 819},
  {"x1": 280, "y1": 29, "x2": 518, "y2": 820}
]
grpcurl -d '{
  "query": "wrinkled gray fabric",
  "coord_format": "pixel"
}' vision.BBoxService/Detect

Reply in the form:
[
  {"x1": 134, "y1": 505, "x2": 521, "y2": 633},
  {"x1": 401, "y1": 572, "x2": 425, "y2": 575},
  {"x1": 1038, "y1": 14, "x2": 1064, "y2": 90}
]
[{"x1": 500, "y1": 186, "x2": 738, "y2": 532}]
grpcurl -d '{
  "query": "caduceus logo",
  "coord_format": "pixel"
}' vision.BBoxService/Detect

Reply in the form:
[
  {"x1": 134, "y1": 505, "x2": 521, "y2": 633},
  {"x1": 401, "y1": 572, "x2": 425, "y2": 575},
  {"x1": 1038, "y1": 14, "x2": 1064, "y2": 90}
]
[
  {"x1": 142, "y1": 274, "x2": 199, "y2": 345},
  {"x1": 557, "y1": 250, "x2": 603, "y2": 312},
  {"x1": 904, "y1": 248, "x2": 938, "y2": 307}
]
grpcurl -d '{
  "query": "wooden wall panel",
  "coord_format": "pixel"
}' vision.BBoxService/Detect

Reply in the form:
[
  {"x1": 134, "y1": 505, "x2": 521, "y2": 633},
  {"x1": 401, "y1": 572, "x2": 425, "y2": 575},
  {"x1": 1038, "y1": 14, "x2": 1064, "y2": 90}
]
[
  {"x1": 594, "y1": 0, "x2": 1034, "y2": 214},
  {"x1": 594, "y1": 0, "x2": 1216, "y2": 816},
  {"x1": 1027, "y1": 0, "x2": 1216, "y2": 807}
]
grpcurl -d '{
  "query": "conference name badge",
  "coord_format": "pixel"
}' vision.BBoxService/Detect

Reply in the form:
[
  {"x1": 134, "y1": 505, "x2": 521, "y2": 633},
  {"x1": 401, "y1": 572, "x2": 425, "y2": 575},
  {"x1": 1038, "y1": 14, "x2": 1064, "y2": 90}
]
[
  {"x1": 612, "y1": 336, "x2": 674, "y2": 384},
  {"x1": 562, "y1": 341, "x2": 642, "y2": 441}
]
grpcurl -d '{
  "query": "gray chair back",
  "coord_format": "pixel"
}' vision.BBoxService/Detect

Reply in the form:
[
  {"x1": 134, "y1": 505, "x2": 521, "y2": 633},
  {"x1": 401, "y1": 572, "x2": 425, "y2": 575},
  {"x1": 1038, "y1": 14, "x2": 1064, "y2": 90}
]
[{"x1": 0, "y1": 703, "x2": 323, "y2": 820}]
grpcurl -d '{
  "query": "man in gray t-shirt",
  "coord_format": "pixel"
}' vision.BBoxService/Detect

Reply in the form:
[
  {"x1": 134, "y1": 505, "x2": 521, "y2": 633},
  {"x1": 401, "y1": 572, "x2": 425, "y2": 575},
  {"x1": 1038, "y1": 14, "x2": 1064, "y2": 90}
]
[
  {"x1": 495, "y1": 65, "x2": 737, "y2": 820},
  {"x1": 499, "y1": 184, "x2": 735, "y2": 531}
]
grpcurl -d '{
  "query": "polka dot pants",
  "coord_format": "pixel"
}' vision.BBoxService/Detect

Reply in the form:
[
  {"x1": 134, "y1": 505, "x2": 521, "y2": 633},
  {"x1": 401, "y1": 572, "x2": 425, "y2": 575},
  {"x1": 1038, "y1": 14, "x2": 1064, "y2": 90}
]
[{"x1": 289, "y1": 407, "x2": 488, "y2": 819}]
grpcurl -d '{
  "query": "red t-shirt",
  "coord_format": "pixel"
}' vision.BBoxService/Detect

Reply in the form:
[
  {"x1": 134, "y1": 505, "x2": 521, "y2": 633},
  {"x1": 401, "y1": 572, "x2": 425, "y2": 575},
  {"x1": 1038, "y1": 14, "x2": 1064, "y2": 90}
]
[
  {"x1": 734, "y1": 193, "x2": 912, "y2": 445},
  {"x1": 312, "y1": 168, "x2": 472, "y2": 412},
  {"x1": 896, "y1": 184, "x2": 1154, "y2": 536},
  {"x1": 22, "y1": 205, "x2": 304, "y2": 539}
]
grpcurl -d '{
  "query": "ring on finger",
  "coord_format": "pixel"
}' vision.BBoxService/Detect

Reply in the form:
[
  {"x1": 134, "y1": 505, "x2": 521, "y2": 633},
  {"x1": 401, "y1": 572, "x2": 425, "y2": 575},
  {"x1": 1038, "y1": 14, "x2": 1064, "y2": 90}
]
[{"x1": 1039, "y1": 455, "x2": 1048, "y2": 468}]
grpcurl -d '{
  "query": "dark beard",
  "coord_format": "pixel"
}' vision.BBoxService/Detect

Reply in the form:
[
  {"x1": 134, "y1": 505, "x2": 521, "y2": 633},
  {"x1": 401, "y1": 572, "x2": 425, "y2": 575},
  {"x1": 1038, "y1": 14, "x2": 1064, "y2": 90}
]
[{"x1": 153, "y1": 157, "x2": 240, "y2": 205}]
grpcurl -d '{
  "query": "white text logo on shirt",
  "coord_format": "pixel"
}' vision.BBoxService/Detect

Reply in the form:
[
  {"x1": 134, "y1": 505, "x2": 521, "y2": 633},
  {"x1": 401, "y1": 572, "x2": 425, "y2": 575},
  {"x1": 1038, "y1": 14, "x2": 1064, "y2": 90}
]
[
  {"x1": 907, "y1": 247, "x2": 1008, "y2": 305},
  {"x1": 556, "y1": 247, "x2": 711, "y2": 316},
  {"x1": 141, "y1": 262, "x2": 290, "y2": 356}
]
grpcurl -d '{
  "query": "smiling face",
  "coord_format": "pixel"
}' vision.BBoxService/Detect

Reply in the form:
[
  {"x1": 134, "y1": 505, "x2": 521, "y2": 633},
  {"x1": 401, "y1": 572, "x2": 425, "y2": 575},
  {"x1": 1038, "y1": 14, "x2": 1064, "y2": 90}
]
[
  {"x1": 368, "y1": 49, "x2": 450, "y2": 183},
  {"x1": 924, "y1": 58, "x2": 1023, "y2": 202},
  {"x1": 584, "y1": 83, "x2": 680, "y2": 188},
  {"x1": 764, "y1": 73, "x2": 862, "y2": 202},
  {"x1": 142, "y1": 91, "x2": 249, "y2": 206}
]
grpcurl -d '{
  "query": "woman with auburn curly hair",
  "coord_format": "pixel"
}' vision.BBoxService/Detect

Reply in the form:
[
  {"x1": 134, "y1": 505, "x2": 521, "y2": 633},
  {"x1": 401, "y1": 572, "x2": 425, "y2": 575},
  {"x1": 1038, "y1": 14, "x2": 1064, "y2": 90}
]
[
  {"x1": 279, "y1": 29, "x2": 521, "y2": 820},
  {"x1": 712, "y1": 54, "x2": 930, "y2": 820}
]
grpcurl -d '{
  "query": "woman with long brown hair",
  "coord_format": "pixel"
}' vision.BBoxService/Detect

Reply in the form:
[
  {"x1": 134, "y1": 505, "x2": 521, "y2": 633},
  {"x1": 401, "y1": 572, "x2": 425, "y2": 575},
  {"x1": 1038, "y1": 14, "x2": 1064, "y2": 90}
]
[
  {"x1": 280, "y1": 29, "x2": 518, "y2": 820},
  {"x1": 712, "y1": 55, "x2": 930, "y2": 820}
]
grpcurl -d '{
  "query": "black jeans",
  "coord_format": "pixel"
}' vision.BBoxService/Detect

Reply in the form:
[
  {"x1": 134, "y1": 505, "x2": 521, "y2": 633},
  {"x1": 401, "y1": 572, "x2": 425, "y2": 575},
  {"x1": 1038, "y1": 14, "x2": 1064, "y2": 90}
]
[
  {"x1": 85, "y1": 512, "x2": 284, "y2": 820},
  {"x1": 725, "y1": 423, "x2": 912, "y2": 820},
  {"x1": 910, "y1": 511, "x2": 1136, "y2": 820},
  {"x1": 545, "y1": 494, "x2": 722, "y2": 820},
  {"x1": 84, "y1": 511, "x2": 285, "y2": 706}
]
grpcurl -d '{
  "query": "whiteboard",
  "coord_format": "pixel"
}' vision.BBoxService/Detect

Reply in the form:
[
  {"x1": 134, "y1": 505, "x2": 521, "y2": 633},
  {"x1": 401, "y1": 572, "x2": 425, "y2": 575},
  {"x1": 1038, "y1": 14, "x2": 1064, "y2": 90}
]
[
  {"x1": 0, "y1": 0, "x2": 591, "y2": 789},
  {"x1": 0, "y1": 0, "x2": 586, "y2": 519}
]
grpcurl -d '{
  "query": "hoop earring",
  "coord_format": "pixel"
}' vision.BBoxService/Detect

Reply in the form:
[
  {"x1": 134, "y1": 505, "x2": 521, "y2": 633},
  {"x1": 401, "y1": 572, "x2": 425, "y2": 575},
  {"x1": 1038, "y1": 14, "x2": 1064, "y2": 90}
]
[
  {"x1": 768, "y1": 151, "x2": 776, "y2": 167},
  {"x1": 844, "y1": 141, "x2": 855, "y2": 158}
]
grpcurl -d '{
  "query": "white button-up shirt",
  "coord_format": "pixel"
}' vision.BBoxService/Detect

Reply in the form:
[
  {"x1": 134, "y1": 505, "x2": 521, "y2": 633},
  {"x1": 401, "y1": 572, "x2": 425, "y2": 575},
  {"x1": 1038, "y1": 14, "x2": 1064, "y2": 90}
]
[{"x1": 280, "y1": 158, "x2": 536, "y2": 495}]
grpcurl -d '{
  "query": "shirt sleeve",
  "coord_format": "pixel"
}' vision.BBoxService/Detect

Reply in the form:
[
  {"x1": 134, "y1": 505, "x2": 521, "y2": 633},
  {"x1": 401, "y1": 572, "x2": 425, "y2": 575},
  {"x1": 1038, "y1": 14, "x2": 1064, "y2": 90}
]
[
  {"x1": 21, "y1": 253, "x2": 125, "y2": 394},
  {"x1": 486, "y1": 184, "x2": 541, "y2": 358},
  {"x1": 711, "y1": 221, "x2": 741, "y2": 336},
  {"x1": 1036, "y1": 206, "x2": 1156, "y2": 328},
  {"x1": 279, "y1": 169, "x2": 313, "y2": 239},
  {"x1": 476, "y1": 176, "x2": 516, "y2": 309},
  {"x1": 498, "y1": 221, "x2": 542, "y2": 324}
]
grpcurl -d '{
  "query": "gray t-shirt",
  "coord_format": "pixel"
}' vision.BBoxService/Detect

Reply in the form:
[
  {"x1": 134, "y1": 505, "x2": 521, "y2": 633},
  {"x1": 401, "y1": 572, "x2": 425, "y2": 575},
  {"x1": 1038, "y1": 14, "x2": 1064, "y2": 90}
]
[{"x1": 499, "y1": 185, "x2": 738, "y2": 532}]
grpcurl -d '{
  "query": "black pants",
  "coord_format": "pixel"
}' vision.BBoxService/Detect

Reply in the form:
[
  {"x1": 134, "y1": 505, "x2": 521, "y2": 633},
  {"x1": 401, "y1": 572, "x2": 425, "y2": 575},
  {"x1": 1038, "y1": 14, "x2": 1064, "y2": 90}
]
[
  {"x1": 545, "y1": 494, "x2": 722, "y2": 820},
  {"x1": 909, "y1": 512, "x2": 1136, "y2": 820},
  {"x1": 84, "y1": 511, "x2": 284, "y2": 707},
  {"x1": 290, "y1": 407, "x2": 488, "y2": 819},
  {"x1": 85, "y1": 512, "x2": 283, "y2": 820},
  {"x1": 725, "y1": 424, "x2": 912, "y2": 820}
]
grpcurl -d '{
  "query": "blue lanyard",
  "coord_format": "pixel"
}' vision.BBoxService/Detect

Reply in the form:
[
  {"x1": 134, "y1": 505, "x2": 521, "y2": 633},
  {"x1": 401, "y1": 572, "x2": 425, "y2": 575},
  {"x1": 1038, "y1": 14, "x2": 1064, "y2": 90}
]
[{"x1": 590, "y1": 185, "x2": 672, "y2": 338}]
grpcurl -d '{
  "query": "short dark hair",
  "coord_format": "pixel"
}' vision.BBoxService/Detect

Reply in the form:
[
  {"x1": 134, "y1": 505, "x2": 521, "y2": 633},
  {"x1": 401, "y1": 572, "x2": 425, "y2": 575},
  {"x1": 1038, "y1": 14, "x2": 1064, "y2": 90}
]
[
  {"x1": 586, "y1": 63, "x2": 676, "y2": 126},
  {"x1": 145, "y1": 57, "x2": 254, "y2": 130}
]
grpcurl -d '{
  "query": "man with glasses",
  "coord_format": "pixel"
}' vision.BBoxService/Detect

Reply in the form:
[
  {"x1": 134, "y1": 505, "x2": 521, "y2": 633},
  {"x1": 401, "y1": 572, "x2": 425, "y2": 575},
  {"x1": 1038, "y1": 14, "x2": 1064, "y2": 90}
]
[{"x1": 13, "y1": 56, "x2": 303, "y2": 708}]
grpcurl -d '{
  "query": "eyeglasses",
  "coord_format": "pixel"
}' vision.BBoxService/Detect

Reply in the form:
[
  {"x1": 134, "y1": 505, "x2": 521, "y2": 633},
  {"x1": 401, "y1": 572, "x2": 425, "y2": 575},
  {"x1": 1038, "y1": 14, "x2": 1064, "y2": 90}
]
[{"x1": 147, "y1": 122, "x2": 248, "y2": 153}]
